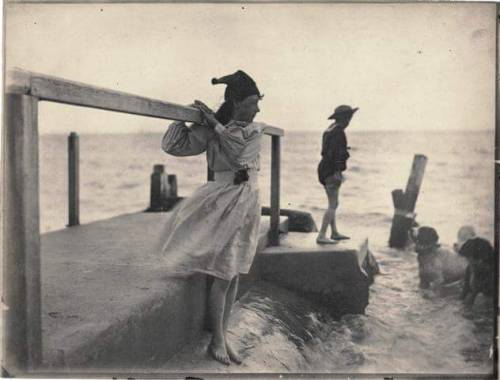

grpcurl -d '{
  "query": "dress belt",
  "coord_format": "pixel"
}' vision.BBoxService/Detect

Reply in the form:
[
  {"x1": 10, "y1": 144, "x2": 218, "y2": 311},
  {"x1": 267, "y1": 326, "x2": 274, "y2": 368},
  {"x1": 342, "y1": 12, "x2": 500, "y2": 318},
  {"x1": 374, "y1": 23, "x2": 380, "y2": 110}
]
[{"x1": 213, "y1": 169, "x2": 258, "y2": 185}]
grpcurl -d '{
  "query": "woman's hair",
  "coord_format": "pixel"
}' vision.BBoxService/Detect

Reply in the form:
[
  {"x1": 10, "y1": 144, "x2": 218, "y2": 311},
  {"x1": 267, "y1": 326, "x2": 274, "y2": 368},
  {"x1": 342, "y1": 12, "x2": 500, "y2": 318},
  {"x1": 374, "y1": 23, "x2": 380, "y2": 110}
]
[{"x1": 215, "y1": 101, "x2": 234, "y2": 125}]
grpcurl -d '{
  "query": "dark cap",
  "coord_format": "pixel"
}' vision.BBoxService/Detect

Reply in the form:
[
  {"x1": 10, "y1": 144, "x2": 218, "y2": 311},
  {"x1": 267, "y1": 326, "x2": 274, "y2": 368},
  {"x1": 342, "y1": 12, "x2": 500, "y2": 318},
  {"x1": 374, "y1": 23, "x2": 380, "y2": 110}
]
[
  {"x1": 458, "y1": 237, "x2": 494, "y2": 261},
  {"x1": 328, "y1": 105, "x2": 359, "y2": 120},
  {"x1": 415, "y1": 226, "x2": 440, "y2": 247},
  {"x1": 212, "y1": 70, "x2": 262, "y2": 102}
]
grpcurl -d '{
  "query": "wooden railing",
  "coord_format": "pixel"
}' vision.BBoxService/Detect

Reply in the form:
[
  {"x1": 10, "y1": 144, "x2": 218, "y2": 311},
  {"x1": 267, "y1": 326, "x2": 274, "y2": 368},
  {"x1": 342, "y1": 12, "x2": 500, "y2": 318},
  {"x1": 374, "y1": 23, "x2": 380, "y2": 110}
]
[{"x1": 3, "y1": 68, "x2": 283, "y2": 374}]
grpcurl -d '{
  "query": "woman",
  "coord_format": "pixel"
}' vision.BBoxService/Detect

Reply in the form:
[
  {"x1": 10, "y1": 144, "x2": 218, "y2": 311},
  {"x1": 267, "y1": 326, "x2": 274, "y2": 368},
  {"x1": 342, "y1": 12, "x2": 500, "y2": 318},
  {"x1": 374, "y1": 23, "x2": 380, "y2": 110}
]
[
  {"x1": 159, "y1": 70, "x2": 264, "y2": 366},
  {"x1": 317, "y1": 105, "x2": 358, "y2": 244}
]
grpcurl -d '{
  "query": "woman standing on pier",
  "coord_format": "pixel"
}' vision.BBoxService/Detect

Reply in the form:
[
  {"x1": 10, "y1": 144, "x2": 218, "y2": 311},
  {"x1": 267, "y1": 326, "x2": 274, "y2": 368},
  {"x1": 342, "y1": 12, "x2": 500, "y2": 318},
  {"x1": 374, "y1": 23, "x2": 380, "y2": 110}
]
[
  {"x1": 159, "y1": 70, "x2": 264, "y2": 366},
  {"x1": 317, "y1": 105, "x2": 358, "y2": 244}
]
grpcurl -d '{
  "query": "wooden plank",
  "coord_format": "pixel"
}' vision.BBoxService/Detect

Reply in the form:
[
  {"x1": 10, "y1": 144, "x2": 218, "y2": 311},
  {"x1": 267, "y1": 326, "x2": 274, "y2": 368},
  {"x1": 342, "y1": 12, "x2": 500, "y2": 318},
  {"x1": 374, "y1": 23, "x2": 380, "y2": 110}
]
[
  {"x1": 269, "y1": 135, "x2": 281, "y2": 246},
  {"x1": 7, "y1": 68, "x2": 202, "y2": 123},
  {"x1": 33, "y1": 75, "x2": 204, "y2": 124},
  {"x1": 262, "y1": 125, "x2": 284, "y2": 137},
  {"x1": 68, "y1": 132, "x2": 80, "y2": 226},
  {"x1": 3, "y1": 94, "x2": 42, "y2": 373},
  {"x1": 7, "y1": 68, "x2": 284, "y2": 137}
]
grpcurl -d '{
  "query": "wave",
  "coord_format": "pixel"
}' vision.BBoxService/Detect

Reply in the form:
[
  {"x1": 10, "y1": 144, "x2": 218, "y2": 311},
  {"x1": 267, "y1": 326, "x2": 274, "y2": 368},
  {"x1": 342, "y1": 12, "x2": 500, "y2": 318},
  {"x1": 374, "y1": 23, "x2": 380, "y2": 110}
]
[{"x1": 116, "y1": 182, "x2": 140, "y2": 190}]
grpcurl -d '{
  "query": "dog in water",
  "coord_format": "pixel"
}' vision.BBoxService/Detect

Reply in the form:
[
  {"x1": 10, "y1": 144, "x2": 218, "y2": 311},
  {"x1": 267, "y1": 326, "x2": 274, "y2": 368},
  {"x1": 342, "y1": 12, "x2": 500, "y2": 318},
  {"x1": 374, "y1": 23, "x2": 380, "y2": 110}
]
[
  {"x1": 414, "y1": 226, "x2": 468, "y2": 290},
  {"x1": 457, "y1": 237, "x2": 495, "y2": 307}
]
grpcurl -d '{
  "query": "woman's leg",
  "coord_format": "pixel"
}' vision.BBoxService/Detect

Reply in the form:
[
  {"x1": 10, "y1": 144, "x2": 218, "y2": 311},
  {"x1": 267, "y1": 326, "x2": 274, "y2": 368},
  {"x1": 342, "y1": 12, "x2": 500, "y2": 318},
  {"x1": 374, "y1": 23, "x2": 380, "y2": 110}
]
[
  {"x1": 223, "y1": 276, "x2": 242, "y2": 364},
  {"x1": 208, "y1": 276, "x2": 231, "y2": 365}
]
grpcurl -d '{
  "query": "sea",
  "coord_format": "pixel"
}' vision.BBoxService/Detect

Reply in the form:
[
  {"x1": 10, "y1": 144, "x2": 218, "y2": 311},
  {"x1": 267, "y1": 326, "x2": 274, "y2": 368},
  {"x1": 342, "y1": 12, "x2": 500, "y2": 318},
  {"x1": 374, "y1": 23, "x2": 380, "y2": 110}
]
[{"x1": 39, "y1": 129, "x2": 495, "y2": 376}]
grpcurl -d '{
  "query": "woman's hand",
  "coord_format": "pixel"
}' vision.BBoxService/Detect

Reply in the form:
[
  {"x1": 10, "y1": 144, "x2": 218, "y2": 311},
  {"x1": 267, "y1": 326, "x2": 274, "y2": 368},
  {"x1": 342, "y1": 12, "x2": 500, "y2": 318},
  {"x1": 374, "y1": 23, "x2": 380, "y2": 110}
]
[{"x1": 193, "y1": 100, "x2": 219, "y2": 128}]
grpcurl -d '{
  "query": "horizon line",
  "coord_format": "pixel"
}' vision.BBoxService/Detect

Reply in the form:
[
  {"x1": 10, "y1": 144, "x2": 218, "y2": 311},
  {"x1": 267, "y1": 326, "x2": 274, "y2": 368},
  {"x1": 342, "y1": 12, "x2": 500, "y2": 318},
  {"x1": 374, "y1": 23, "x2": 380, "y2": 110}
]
[{"x1": 38, "y1": 128, "x2": 495, "y2": 136}]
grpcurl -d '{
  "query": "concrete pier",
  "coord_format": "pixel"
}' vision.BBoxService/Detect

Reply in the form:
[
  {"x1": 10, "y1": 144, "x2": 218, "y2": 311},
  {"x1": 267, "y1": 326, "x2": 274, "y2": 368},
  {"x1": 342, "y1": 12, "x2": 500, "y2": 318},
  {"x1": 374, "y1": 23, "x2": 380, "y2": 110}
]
[
  {"x1": 257, "y1": 233, "x2": 377, "y2": 317},
  {"x1": 36, "y1": 211, "x2": 377, "y2": 373},
  {"x1": 38, "y1": 212, "x2": 288, "y2": 371}
]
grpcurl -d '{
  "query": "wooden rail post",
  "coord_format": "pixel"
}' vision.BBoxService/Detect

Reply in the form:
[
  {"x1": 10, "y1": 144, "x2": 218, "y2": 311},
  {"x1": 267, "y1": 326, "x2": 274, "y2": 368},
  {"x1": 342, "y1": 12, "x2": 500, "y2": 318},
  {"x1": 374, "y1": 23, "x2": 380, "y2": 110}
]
[
  {"x1": 389, "y1": 154, "x2": 428, "y2": 248},
  {"x1": 269, "y1": 135, "x2": 281, "y2": 246},
  {"x1": 207, "y1": 167, "x2": 214, "y2": 182},
  {"x1": 3, "y1": 94, "x2": 42, "y2": 373},
  {"x1": 68, "y1": 132, "x2": 80, "y2": 226}
]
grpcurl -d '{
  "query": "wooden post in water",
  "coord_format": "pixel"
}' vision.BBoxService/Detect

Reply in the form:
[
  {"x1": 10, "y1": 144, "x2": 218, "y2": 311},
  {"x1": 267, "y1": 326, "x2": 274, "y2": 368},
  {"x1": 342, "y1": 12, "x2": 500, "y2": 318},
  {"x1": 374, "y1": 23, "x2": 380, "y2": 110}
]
[
  {"x1": 389, "y1": 154, "x2": 428, "y2": 248},
  {"x1": 149, "y1": 164, "x2": 169, "y2": 211},
  {"x1": 68, "y1": 132, "x2": 80, "y2": 226},
  {"x1": 147, "y1": 167, "x2": 183, "y2": 212},
  {"x1": 167, "y1": 174, "x2": 178, "y2": 198},
  {"x1": 163, "y1": 174, "x2": 182, "y2": 210},
  {"x1": 269, "y1": 135, "x2": 281, "y2": 246},
  {"x1": 3, "y1": 94, "x2": 42, "y2": 373}
]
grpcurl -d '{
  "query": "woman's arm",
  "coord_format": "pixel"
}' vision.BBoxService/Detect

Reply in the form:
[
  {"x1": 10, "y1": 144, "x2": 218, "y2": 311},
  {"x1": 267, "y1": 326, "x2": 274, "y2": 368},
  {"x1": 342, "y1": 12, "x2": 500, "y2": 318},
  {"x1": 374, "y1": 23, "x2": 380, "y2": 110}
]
[
  {"x1": 161, "y1": 121, "x2": 211, "y2": 156},
  {"x1": 214, "y1": 124, "x2": 247, "y2": 164},
  {"x1": 193, "y1": 100, "x2": 247, "y2": 165}
]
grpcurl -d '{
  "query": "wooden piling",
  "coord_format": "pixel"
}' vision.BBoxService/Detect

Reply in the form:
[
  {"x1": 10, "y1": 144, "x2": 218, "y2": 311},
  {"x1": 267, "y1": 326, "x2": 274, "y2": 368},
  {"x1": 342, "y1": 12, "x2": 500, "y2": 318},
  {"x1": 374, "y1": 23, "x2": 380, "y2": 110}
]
[
  {"x1": 149, "y1": 165, "x2": 169, "y2": 211},
  {"x1": 269, "y1": 135, "x2": 281, "y2": 246},
  {"x1": 3, "y1": 94, "x2": 42, "y2": 373},
  {"x1": 167, "y1": 174, "x2": 178, "y2": 198},
  {"x1": 68, "y1": 132, "x2": 80, "y2": 226},
  {"x1": 163, "y1": 174, "x2": 183, "y2": 210},
  {"x1": 389, "y1": 154, "x2": 428, "y2": 248}
]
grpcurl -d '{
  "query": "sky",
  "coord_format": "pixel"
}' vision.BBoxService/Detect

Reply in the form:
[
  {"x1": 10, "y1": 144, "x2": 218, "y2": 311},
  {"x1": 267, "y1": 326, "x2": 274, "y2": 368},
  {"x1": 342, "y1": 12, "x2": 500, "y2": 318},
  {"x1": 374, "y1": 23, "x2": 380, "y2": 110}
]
[{"x1": 5, "y1": 3, "x2": 497, "y2": 134}]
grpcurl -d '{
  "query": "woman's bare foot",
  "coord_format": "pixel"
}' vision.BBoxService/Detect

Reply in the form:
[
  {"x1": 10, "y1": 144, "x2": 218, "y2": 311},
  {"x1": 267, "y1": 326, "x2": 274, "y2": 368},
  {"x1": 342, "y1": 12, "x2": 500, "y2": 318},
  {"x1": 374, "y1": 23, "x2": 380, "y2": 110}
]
[
  {"x1": 226, "y1": 340, "x2": 242, "y2": 364},
  {"x1": 208, "y1": 338, "x2": 230, "y2": 365}
]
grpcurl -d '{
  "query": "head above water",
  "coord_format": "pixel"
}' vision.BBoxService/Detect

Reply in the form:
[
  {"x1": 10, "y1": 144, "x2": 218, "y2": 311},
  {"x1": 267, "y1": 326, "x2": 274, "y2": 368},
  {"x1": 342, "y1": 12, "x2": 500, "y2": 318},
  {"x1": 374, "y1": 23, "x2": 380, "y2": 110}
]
[
  {"x1": 212, "y1": 70, "x2": 262, "y2": 124},
  {"x1": 415, "y1": 226, "x2": 440, "y2": 254},
  {"x1": 453, "y1": 225, "x2": 476, "y2": 253},
  {"x1": 458, "y1": 237, "x2": 494, "y2": 263},
  {"x1": 328, "y1": 105, "x2": 359, "y2": 126}
]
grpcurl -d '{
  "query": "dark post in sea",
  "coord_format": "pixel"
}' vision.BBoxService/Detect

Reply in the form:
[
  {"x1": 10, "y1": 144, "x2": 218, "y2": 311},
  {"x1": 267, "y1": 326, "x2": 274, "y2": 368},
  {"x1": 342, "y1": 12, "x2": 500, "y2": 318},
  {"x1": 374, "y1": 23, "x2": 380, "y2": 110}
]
[
  {"x1": 67, "y1": 132, "x2": 80, "y2": 226},
  {"x1": 389, "y1": 154, "x2": 428, "y2": 248},
  {"x1": 149, "y1": 164, "x2": 170, "y2": 211},
  {"x1": 147, "y1": 164, "x2": 185, "y2": 212}
]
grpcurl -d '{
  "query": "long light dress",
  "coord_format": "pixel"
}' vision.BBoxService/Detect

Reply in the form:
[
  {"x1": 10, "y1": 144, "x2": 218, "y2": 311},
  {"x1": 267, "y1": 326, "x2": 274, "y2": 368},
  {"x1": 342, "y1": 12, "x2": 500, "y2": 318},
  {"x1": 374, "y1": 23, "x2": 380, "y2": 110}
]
[{"x1": 158, "y1": 120, "x2": 264, "y2": 281}]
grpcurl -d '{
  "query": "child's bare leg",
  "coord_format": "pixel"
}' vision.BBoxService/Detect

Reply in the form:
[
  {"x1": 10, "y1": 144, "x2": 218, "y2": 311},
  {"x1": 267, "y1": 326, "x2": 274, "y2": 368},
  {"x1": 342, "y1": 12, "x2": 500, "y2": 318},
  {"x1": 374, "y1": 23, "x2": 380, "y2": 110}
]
[
  {"x1": 223, "y1": 276, "x2": 242, "y2": 364},
  {"x1": 208, "y1": 276, "x2": 231, "y2": 365},
  {"x1": 329, "y1": 186, "x2": 349, "y2": 240},
  {"x1": 329, "y1": 205, "x2": 338, "y2": 236},
  {"x1": 318, "y1": 209, "x2": 334, "y2": 239},
  {"x1": 317, "y1": 186, "x2": 337, "y2": 244},
  {"x1": 329, "y1": 193, "x2": 340, "y2": 237}
]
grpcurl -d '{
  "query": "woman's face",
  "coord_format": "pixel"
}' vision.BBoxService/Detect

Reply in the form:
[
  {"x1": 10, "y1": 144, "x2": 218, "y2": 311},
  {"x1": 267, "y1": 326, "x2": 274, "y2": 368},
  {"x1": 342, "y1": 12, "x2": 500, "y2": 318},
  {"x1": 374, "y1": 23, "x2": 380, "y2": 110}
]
[{"x1": 233, "y1": 95, "x2": 260, "y2": 123}]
